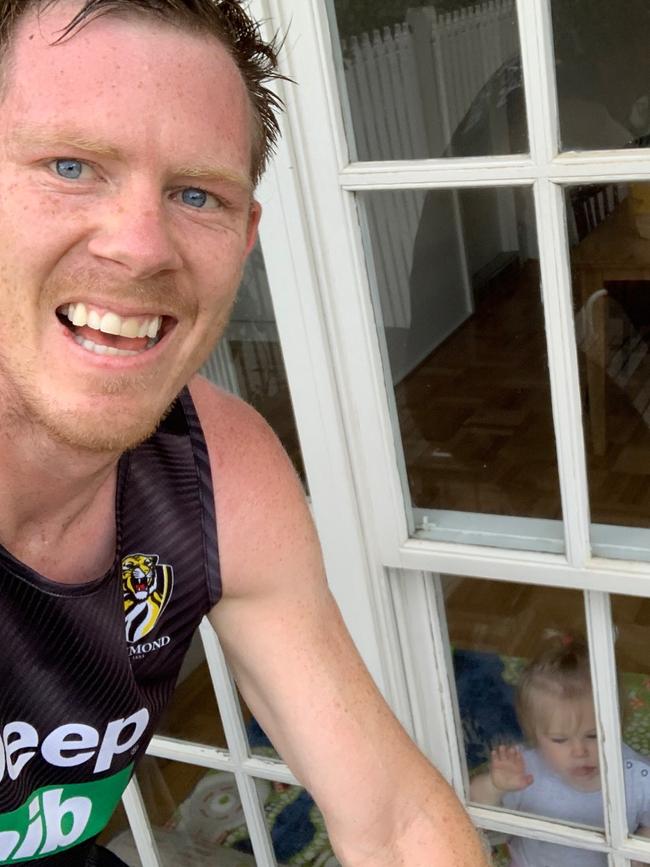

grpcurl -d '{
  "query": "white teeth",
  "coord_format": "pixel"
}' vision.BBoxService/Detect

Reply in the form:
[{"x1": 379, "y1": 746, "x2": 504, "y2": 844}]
[
  {"x1": 65, "y1": 306, "x2": 163, "y2": 340},
  {"x1": 71, "y1": 303, "x2": 88, "y2": 327},
  {"x1": 120, "y1": 318, "x2": 140, "y2": 338},
  {"x1": 100, "y1": 311, "x2": 122, "y2": 336},
  {"x1": 146, "y1": 316, "x2": 162, "y2": 339},
  {"x1": 74, "y1": 334, "x2": 140, "y2": 357}
]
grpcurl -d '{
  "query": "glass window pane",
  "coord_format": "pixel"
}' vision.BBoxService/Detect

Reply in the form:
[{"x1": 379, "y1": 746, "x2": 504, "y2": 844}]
[
  {"x1": 102, "y1": 757, "x2": 340, "y2": 867},
  {"x1": 551, "y1": 1, "x2": 650, "y2": 152},
  {"x1": 238, "y1": 690, "x2": 282, "y2": 763},
  {"x1": 155, "y1": 632, "x2": 227, "y2": 749},
  {"x1": 362, "y1": 187, "x2": 562, "y2": 551},
  {"x1": 567, "y1": 183, "x2": 650, "y2": 559},
  {"x1": 201, "y1": 242, "x2": 306, "y2": 485},
  {"x1": 97, "y1": 799, "x2": 129, "y2": 853},
  {"x1": 264, "y1": 783, "x2": 340, "y2": 866},
  {"x1": 443, "y1": 578, "x2": 612, "y2": 840},
  {"x1": 329, "y1": 0, "x2": 528, "y2": 160},
  {"x1": 106, "y1": 759, "x2": 259, "y2": 865},
  {"x1": 612, "y1": 596, "x2": 650, "y2": 847}
]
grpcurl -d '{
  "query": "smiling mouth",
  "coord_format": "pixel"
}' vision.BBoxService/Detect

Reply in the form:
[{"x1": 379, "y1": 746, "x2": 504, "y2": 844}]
[{"x1": 57, "y1": 302, "x2": 172, "y2": 357}]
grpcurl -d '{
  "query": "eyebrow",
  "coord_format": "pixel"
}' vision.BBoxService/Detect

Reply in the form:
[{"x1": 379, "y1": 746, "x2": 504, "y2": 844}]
[
  {"x1": 172, "y1": 163, "x2": 253, "y2": 193},
  {"x1": 12, "y1": 125, "x2": 122, "y2": 159},
  {"x1": 11, "y1": 124, "x2": 253, "y2": 192}
]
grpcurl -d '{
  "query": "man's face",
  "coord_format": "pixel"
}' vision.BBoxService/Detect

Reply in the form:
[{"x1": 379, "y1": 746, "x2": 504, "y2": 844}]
[{"x1": 0, "y1": 3, "x2": 260, "y2": 451}]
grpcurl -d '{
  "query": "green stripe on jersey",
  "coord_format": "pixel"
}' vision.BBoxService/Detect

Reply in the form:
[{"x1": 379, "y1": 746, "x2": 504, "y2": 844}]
[{"x1": 0, "y1": 764, "x2": 132, "y2": 863}]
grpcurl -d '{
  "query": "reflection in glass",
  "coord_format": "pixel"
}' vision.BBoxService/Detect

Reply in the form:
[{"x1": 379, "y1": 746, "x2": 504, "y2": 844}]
[
  {"x1": 568, "y1": 183, "x2": 650, "y2": 539},
  {"x1": 361, "y1": 187, "x2": 561, "y2": 539},
  {"x1": 551, "y1": 1, "x2": 650, "y2": 151},
  {"x1": 612, "y1": 596, "x2": 650, "y2": 846},
  {"x1": 201, "y1": 242, "x2": 306, "y2": 484},
  {"x1": 155, "y1": 632, "x2": 227, "y2": 748},
  {"x1": 330, "y1": 0, "x2": 527, "y2": 160}
]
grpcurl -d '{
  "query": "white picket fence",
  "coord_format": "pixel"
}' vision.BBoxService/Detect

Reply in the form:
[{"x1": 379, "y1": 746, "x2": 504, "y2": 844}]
[
  {"x1": 340, "y1": 1, "x2": 519, "y2": 330},
  {"x1": 205, "y1": 2, "x2": 521, "y2": 392},
  {"x1": 341, "y1": 0, "x2": 518, "y2": 160}
]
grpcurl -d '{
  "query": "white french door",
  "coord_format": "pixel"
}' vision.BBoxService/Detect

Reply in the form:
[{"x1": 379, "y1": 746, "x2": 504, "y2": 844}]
[{"x1": 104, "y1": 1, "x2": 650, "y2": 865}]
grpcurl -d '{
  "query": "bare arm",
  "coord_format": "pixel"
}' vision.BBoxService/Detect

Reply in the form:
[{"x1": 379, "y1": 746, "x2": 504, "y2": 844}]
[{"x1": 191, "y1": 377, "x2": 488, "y2": 867}]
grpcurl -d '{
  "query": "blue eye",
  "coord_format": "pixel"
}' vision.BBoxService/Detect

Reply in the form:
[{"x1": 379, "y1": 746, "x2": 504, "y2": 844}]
[
  {"x1": 55, "y1": 159, "x2": 84, "y2": 180},
  {"x1": 181, "y1": 188, "x2": 209, "y2": 208}
]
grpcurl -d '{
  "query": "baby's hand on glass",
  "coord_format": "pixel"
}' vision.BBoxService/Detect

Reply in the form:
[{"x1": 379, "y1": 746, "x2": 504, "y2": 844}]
[{"x1": 489, "y1": 745, "x2": 534, "y2": 792}]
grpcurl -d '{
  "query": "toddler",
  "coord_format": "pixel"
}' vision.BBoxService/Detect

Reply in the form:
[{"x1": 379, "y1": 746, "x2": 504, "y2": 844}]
[{"x1": 469, "y1": 635, "x2": 650, "y2": 866}]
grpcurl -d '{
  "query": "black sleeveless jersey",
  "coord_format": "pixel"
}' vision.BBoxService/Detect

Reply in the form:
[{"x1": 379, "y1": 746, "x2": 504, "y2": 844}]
[{"x1": 0, "y1": 388, "x2": 220, "y2": 865}]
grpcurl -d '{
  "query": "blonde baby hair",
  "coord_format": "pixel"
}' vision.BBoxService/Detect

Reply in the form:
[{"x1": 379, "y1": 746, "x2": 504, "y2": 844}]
[{"x1": 516, "y1": 633, "x2": 593, "y2": 745}]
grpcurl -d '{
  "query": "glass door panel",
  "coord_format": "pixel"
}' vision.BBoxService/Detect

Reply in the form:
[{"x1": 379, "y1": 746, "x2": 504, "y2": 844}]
[
  {"x1": 442, "y1": 577, "x2": 607, "y2": 827},
  {"x1": 104, "y1": 756, "x2": 340, "y2": 867},
  {"x1": 551, "y1": 1, "x2": 650, "y2": 151},
  {"x1": 360, "y1": 186, "x2": 563, "y2": 551},
  {"x1": 264, "y1": 784, "x2": 340, "y2": 867},
  {"x1": 328, "y1": 0, "x2": 527, "y2": 160},
  {"x1": 612, "y1": 596, "x2": 650, "y2": 845},
  {"x1": 201, "y1": 243, "x2": 306, "y2": 485},
  {"x1": 110, "y1": 759, "x2": 260, "y2": 865},
  {"x1": 156, "y1": 633, "x2": 227, "y2": 749},
  {"x1": 567, "y1": 183, "x2": 650, "y2": 559}
]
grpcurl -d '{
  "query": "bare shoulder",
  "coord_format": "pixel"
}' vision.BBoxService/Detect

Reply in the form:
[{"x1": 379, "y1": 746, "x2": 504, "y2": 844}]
[
  {"x1": 188, "y1": 373, "x2": 292, "y2": 482},
  {"x1": 188, "y1": 375, "x2": 320, "y2": 601}
]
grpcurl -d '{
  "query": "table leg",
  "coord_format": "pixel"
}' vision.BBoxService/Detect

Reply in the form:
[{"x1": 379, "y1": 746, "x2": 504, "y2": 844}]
[{"x1": 580, "y1": 270, "x2": 607, "y2": 456}]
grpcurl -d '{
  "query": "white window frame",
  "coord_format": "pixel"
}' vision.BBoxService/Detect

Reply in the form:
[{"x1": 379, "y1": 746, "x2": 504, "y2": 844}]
[
  {"x1": 115, "y1": 0, "x2": 650, "y2": 864},
  {"x1": 253, "y1": 0, "x2": 650, "y2": 863}
]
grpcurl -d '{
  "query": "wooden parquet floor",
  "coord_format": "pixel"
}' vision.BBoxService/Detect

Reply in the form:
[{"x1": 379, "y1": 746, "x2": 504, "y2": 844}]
[
  {"x1": 444, "y1": 576, "x2": 650, "y2": 677},
  {"x1": 396, "y1": 260, "x2": 650, "y2": 529}
]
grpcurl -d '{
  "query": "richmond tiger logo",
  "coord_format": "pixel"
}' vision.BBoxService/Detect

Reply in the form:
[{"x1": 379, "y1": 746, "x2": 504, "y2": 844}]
[{"x1": 121, "y1": 554, "x2": 174, "y2": 644}]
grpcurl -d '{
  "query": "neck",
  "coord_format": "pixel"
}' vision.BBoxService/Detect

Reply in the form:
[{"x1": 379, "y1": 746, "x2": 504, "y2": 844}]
[{"x1": 0, "y1": 415, "x2": 122, "y2": 583}]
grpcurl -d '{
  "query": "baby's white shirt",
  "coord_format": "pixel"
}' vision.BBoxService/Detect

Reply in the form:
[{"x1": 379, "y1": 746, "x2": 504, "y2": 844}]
[{"x1": 501, "y1": 744, "x2": 650, "y2": 866}]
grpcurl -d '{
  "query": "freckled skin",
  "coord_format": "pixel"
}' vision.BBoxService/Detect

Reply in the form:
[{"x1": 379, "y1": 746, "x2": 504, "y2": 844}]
[{"x1": 0, "y1": 3, "x2": 260, "y2": 452}]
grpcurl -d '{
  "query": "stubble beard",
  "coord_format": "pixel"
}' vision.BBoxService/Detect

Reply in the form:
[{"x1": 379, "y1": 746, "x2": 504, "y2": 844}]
[
  {"x1": 0, "y1": 313, "x2": 235, "y2": 455},
  {"x1": 0, "y1": 266, "x2": 239, "y2": 454},
  {"x1": 0, "y1": 352, "x2": 172, "y2": 454}
]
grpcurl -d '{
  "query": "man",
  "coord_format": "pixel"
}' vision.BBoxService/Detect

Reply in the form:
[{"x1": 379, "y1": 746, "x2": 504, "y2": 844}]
[{"x1": 0, "y1": 1, "x2": 488, "y2": 865}]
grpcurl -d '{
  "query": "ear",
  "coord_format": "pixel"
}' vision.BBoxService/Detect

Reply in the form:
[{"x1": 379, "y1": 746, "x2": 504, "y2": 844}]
[{"x1": 244, "y1": 200, "x2": 262, "y2": 256}]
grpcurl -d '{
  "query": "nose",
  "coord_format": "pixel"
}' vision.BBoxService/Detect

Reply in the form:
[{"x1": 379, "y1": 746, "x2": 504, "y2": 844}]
[
  {"x1": 87, "y1": 187, "x2": 183, "y2": 279},
  {"x1": 571, "y1": 739, "x2": 590, "y2": 758}
]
